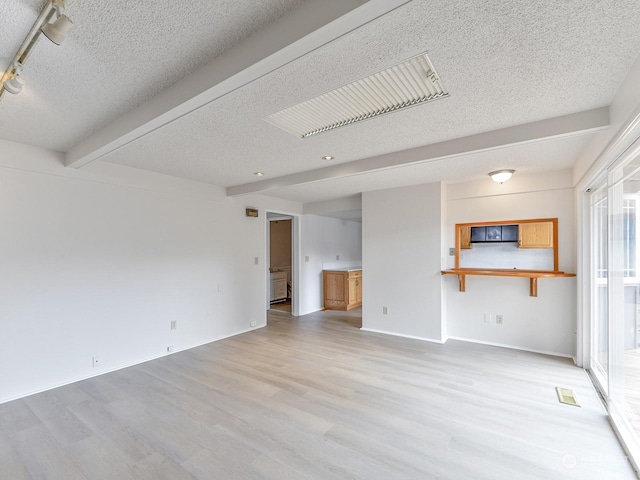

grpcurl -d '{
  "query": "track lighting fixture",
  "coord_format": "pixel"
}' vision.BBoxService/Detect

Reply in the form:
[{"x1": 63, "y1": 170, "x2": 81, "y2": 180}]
[
  {"x1": 0, "y1": 0, "x2": 74, "y2": 100},
  {"x1": 3, "y1": 75, "x2": 25, "y2": 95},
  {"x1": 41, "y1": 14, "x2": 74, "y2": 45}
]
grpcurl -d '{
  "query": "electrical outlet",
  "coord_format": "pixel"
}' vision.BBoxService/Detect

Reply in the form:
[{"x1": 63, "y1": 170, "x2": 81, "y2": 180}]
[
  {"x1": 449, "y1": 248, "x2": 455, "y2": 256},
  {"x1": 254, "y1": 257, "x2": 259, "y2": 265},
  {"x1": 167, "y1": 345, "x2": 174, "y2": 352},
  {"x1": 496, "y1": 315, "x2": 504, "y2": 325},
  {"x1": 305, "y1": 256, "x2": 309, "y2": 262},
  {"x1": 382, "y1": 306, "x2": 388, "y2": 315},
  {"x1": 92, "y1": 356, "x2": 100, "y2": 368},
  {"x1": 170, "y1": 320, "x2": 177, "y2": 330},
  {"x1": 336, "y1": 255, "x2": 340, "y2": 260}
]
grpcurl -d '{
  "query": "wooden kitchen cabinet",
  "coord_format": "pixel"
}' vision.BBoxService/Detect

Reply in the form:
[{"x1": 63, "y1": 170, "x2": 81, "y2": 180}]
[
  {"x1": 447, "y1": 218, "x2": 566, "y2": 296},
  {"x1": 354, "y1": 273, "x2": 363, "y2": 304},
  {"x1": 460, "y1": 225, "x2": 472, "y2": 249},
  {"x1": 323, "y1": 269, "x2": 362, "y2": 310},
  {"x1": 518, "y1": 222, "x2": 553, "y2": 248}
]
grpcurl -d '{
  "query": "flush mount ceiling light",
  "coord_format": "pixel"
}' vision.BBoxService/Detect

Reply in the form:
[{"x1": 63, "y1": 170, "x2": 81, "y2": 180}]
[
  {"x1": 322, "y1": 155, "x2": 335, "y2": 160},
  {"x1": 0, "y1": 0, "x2": 74, "y2": 101},
  {"x1": 265, "y1": 52, "x2": 448, "y2": 138},
  {"x1": 254, "y1": 172, "x2": 265, "y2": 177},
  {"x1": 489, "y1": 169, "x2": 515, "y2": 184}
]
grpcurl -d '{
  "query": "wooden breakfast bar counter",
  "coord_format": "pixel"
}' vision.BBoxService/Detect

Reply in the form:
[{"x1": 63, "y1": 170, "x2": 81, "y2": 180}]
[{"x1": 441, "y1": 268, "x2": 576, "y2": 297}]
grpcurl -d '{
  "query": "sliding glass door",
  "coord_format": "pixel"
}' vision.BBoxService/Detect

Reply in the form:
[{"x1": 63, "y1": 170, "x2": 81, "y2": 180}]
[{"x1": 590, "y1": 140, "x2": 640, "y2": 463}]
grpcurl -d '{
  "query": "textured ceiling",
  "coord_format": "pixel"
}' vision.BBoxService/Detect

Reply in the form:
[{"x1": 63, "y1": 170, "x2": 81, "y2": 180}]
[
  {"x1": 0, "y1": 0, "x2": 304, "y2": 150},
  {"x1": 0, "y1": 0, "x2": 42, "y2": 71},
  {"x1": 260, "y1": 134, "x2": 593, "y2": 203},
  {"x1": 1, "y1": 0, "x2": 640, "y2": 206},
  {"x1": 98, "y1": 0, "x2": 640, "y2": 188}
]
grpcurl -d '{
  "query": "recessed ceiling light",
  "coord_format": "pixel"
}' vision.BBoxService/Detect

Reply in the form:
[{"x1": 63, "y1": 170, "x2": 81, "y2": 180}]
[
  {"x1": 254, "y1": 172, "x2": 265, "y2": 177},
  {"x1": 264, "y1": 52, "x2": 448, "y2": 138},
  {"x1": 322, "y1": 155, "x2": 334, "y2": 160}
]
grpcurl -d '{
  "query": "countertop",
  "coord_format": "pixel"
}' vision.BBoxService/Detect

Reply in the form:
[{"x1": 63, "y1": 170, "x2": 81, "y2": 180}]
[{"x1": 323, "y1": 266, "x2": 362, "y2": 272}]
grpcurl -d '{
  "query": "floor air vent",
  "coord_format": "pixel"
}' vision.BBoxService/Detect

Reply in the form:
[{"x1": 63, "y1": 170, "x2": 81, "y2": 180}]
[{"x1": 556, "y1": 387, "x2": 580, "y2": 407}]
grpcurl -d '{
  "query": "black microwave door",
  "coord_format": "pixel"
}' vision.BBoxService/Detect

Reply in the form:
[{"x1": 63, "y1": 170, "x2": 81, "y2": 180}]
[
  {"x1": 502, "y1": 225, "x2": 518, "y2": 242},
  {"x1": 486, "y1": 226, "x2": 502, "y2": 241},
  {"x1": 470, "y1": 226, "x2": 486, "y2": 242}
]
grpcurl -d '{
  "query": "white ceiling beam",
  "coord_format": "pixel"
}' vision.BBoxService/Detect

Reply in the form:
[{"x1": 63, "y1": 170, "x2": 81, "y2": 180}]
[
  {"x1": 303, "y1": 195, "x2": 362, "y2": 216},
  {"x1": 64, "y1": 0, "x2": 412, "y2": 169},
  {"x1": 226, "y1": 107, "x2": 609, "y2": 196}
]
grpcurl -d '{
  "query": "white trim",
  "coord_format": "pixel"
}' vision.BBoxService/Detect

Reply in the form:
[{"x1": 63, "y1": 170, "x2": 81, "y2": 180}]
[
  {"x1": 265, "y1": 209, "x2": 301, "y2": 317},
  {"x1": 360, "y1": 327, "x2": 446, "y2": 344},
  {"x1": 300, "y1": 307, "x2": 324, "y2": 315},
  {"x1": 608, "y1": 405, "x2": 640, "y2": 476},
  {"x1": 576, "y1": 186, "x2": 588, "y2": 368},
  {"x1": 446, "y1": 335, "x2": 575, "y2": 360},
  {"x1": 0, "y1": 324, "x2": 266, "y2": 405},
  {"x1": 576, "y1": 103, "x2": 640, "y2": 190}
]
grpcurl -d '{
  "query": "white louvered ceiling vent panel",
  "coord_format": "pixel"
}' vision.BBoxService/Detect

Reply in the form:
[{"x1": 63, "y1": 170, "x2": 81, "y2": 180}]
[{"x1": 264, "y1": 52, "x2": 448, "y2": 138}]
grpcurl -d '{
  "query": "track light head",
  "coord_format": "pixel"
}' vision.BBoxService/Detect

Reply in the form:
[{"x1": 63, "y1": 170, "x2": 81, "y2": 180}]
[
  {"x1": 3, "y1": 75, "x2": 25, "y2": 95},
  {"x1": 41, "y1": 14, "x2": 73, "y2": 45}
]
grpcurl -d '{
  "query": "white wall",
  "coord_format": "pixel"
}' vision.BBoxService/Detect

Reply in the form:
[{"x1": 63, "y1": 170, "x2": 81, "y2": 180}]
[
  {"x1": 362, "y1": 183, "x2": 446, "y2": 342},
  {"x1": 574, "y1": 53, "x2": 640, "y2": 185},
  {"x1": 445, "y1": 170, "x2": 576, "y2": 357},
  {"x1": 573, "y1": 53, "x2": 640, "y2": 367},
  {"x1": 298, "y1": 214, "x2": 362, "y2": 315},
  {"x1": 0, "y1": 139, "x2": 302, "y2": 404}
]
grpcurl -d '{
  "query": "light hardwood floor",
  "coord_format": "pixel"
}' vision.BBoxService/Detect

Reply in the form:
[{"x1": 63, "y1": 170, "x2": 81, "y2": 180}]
[{"x1": 0, "y1": 308, "x2": 636, "y2": 479}]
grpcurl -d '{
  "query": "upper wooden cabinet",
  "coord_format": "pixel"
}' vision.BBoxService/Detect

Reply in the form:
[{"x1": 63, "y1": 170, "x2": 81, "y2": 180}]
[
  {"x1": 446, "y1": 218, "x2": 568, "y2": 297},
  {"x1": 453, "y1": 218, "x2": 559, "y2": 271},
  {"x1": 518, "y1": 222, "x2": 553, "y2": 248},
  {"x1": 460, "y1": 225, "x2": 472, "y2": 249}
]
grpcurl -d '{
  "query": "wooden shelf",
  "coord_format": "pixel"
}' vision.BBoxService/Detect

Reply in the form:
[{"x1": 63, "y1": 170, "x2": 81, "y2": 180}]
[{"x1": 441, "y1": 268, "x2": 576, "y2": 297}]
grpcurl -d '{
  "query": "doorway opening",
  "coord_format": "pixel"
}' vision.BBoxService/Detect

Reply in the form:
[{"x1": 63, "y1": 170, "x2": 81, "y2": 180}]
[{"x1": 267, "y1": 212, "x2": 298, "y2": 316}]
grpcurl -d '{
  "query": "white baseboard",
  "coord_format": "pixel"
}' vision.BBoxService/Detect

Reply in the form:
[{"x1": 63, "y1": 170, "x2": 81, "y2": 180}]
[
  {"x1": 360, "y1": 327, "x2": 446, "y2": 344},
  {"x1": 297, "y1": 307, "x2": 323, "y2": 316},
  {"x1": 0, "y1": 323, "x2": 266, "y2": 405},
  {"x1": 446, "y1": 335, "x2": 574, "y2": 359}
]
